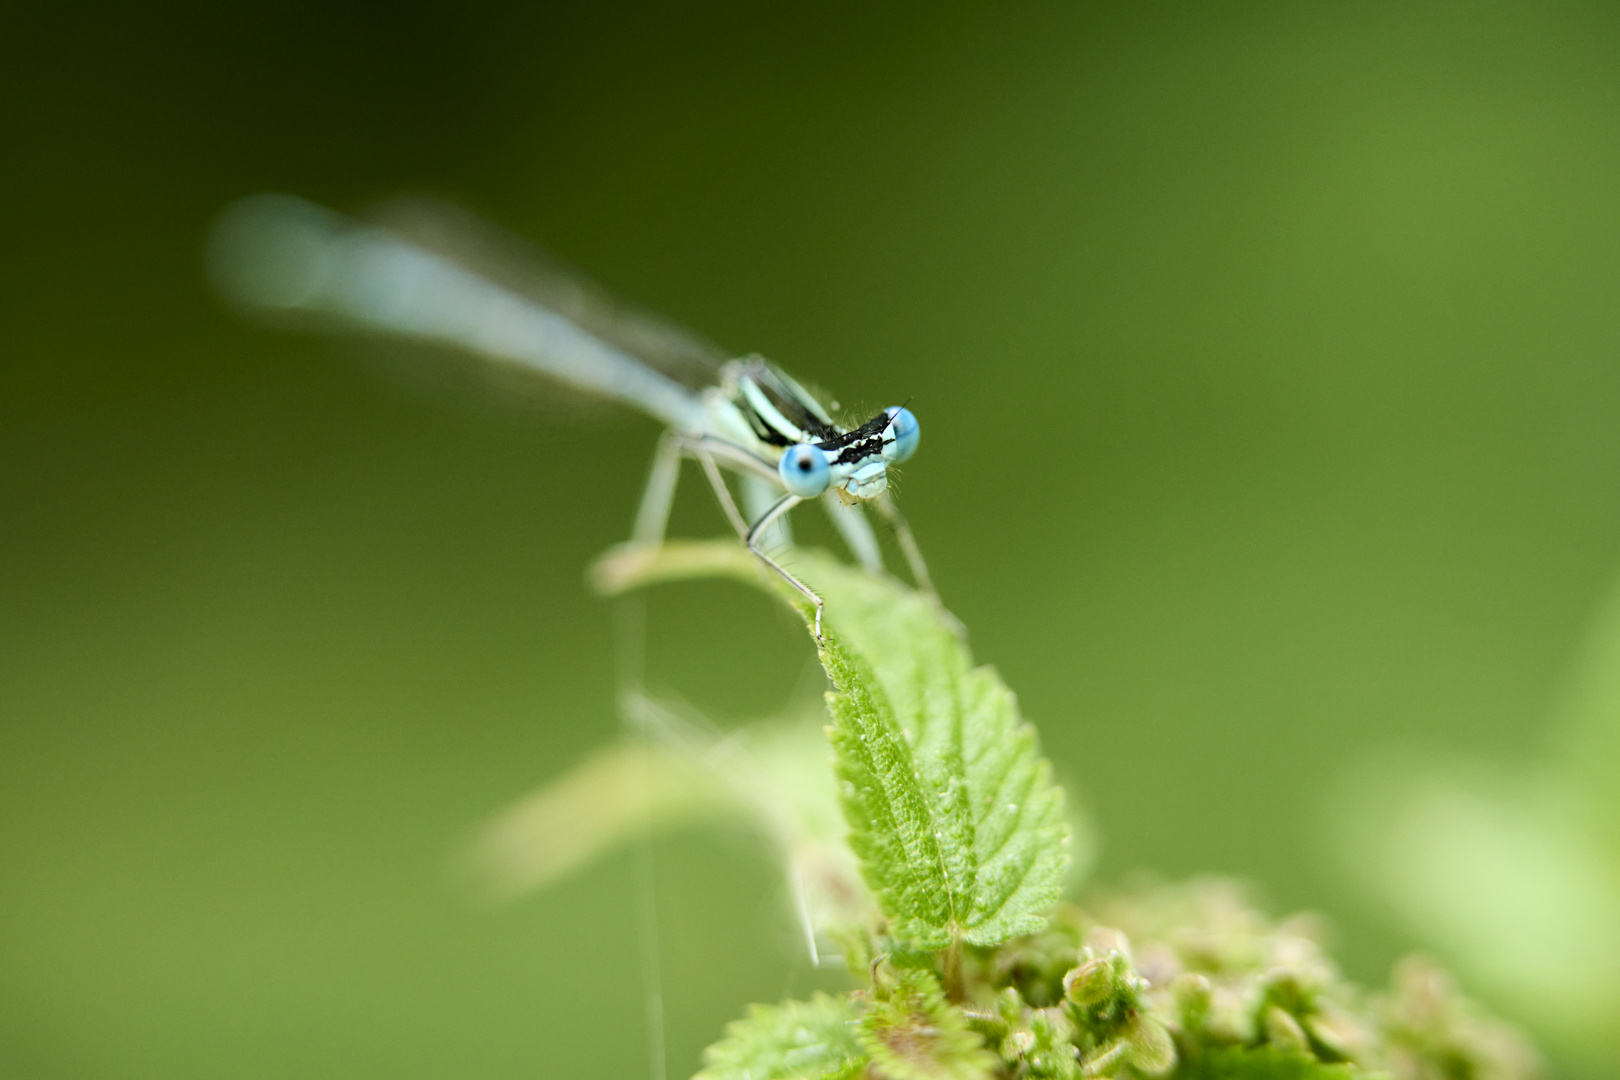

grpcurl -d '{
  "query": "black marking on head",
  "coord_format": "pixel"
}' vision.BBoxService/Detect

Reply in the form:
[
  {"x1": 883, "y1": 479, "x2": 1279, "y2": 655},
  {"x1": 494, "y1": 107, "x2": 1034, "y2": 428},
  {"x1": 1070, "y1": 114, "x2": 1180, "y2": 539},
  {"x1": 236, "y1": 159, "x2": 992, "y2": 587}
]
[
  {"x1": 833, "y1": 436, "x2": 886, "y2": 466},
  {"x1": 814, "y1": 410, "x2": 894, "y2": 466}
]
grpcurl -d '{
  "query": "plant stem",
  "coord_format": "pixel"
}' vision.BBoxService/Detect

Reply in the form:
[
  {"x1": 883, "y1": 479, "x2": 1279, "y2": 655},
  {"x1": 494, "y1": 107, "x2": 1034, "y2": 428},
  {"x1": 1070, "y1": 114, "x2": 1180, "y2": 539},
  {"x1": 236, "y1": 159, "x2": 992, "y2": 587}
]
[{"x1": 940, "y1": 937, "x2": 965, "y2": 1002}]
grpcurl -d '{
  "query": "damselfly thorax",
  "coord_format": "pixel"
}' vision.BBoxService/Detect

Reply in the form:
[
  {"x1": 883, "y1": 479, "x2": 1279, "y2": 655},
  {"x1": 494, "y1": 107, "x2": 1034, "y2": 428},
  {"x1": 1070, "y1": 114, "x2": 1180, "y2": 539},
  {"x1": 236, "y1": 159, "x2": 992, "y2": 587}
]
[{"x1": 209, "y1": 194, "x2": 934, "y2": 636}]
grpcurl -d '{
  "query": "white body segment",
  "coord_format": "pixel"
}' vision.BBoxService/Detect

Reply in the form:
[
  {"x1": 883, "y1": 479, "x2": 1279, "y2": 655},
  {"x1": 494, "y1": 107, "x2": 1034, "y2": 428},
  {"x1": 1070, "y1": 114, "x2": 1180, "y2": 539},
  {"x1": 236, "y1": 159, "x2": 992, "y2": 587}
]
[
  {"x1": 211, "y1": 195, "x2": 709, "y2": 433},
  {"x1": 210, "y1": 194, "x2": 934, "y2": 635}
]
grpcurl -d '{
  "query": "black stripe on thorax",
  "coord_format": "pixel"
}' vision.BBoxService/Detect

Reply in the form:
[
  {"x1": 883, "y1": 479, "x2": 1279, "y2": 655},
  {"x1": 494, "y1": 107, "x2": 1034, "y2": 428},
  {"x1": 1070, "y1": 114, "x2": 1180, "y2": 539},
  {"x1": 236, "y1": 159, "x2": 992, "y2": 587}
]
[
  {"x1": 757, "y1": 383, "x2": 838, "y2": 442},
  {"x1": 733, "y1": 360, "x2": 838, "y2": 438},
  {"x1": 742, "y1": 407, "x2": 796, "y2": 447}
]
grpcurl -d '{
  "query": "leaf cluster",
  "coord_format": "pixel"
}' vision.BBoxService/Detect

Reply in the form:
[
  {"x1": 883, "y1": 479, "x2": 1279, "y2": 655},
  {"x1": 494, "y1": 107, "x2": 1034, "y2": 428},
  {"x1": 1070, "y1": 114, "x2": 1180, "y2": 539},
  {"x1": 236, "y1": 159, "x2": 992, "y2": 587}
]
[
  {"x1": 549, "y1": 541, "x2": 1542, "y2": 1080},
  {"x1": 694, "y1": 884, "x2": 1537, "y2": 1080}
]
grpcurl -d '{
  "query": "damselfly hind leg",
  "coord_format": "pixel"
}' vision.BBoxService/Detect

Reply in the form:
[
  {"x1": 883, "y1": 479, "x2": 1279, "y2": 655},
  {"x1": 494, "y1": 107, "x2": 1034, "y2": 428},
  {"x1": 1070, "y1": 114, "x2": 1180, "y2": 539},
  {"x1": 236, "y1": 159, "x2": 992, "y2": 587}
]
[
  {"x1": 628, "y1": 430, "x2": 775, "y2": 548},
  {"x1": 624, "y1": 432, "x2": 827, "y2": 638},
  {"x1": 631, "y1": 432, "x2": 684, "y2": 546},
  {"x1": 692, "y1": 447, "x2": 752, "y2": 538}
]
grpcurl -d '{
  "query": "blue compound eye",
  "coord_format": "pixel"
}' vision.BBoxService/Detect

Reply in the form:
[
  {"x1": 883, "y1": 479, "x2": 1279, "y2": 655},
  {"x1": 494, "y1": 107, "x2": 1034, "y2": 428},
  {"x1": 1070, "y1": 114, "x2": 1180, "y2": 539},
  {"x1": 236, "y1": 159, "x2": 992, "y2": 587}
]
[
  {"x1": 778, "y1": 442, "x2": 831, "y2": 497},
  {"x1": 883, "y1": 406, "x2": 920, "y2": 463}
]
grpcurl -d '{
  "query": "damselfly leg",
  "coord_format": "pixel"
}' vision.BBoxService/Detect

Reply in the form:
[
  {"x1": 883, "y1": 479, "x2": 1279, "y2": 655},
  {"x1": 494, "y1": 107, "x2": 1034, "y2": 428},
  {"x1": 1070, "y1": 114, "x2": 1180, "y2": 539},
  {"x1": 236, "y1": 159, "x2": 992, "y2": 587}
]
[
  {"x1": 211, "y1": 194, "x2": 946, "y2": 634},
  {"x1": 743, "y1": 493, "x2": 820, "y2": 637},
  {"x1": 626, "y1": 432, "x2": 945, "y2": 642},
  {"x1": 627, "y1": 430, "x2": 830, "y2": 637},
  {"x1": 211, "y1": 194, "x2": 955, "y2": 1078}
]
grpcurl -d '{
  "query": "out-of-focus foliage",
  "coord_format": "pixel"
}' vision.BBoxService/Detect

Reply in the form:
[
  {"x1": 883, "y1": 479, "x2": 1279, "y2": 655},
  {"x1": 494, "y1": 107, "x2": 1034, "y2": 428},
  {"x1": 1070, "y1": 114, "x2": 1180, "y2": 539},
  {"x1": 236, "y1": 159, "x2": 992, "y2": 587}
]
[
  {"x1": 861, "y1": 966, "x2": 999, "y2": 1080},
  {"x1": 593, "y1": 541, "x2": 1073, "y2": 952},
  {"x1": 468, "y1": 692, "x2": 871, "y2": 953},
  {"x1": 13, "y1": 4, "x2": 1620, "y2": 1079},
  {"x1": 465, "y1": 738, "x2": 729, "y2": 899},
  {"x1": 813, "y1": 558, "x2": 1069, "y2": 950},
  {"x1": 521, "y1": 540, "x2": 1538, "y2": 1079},
  {"x1": 694, "y1": 993, "x2": 866, "y2": 1080},
  {"x1": 1337, "y1": 569, "x2": 1620, "y2": 1069},
  {"x1": 688, "y1": 880, "x2": 1540, "y2": 1080}
]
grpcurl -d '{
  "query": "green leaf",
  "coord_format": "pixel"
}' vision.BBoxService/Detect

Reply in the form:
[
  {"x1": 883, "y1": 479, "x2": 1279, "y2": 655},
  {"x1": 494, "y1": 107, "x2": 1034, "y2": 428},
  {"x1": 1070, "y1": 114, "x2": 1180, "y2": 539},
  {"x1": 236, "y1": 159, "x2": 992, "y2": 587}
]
[
  {"x1": 468, "y1": 689, "x2": 872, "y2": 950},
  {"x1": 463, "y1": 740, "x2": 729, "y2": 898},
  {"x1": 811, "y1": 568, "x2": 1068, "y2": 949},
  {"x1": 1177, "y1": 1047, "x2": 1354, "y2": 1080},
  {"x1": 863, "y1": 968, "x2": 997, "y2": 1080},
  {"x1": 1331, "y1": 757, "x2": 1620, "y2": 1038},
  {"x1": 595, "y1": 540, "x2": 1070, "y2": 950},
  {"x1": 694, "y1": 993, "x2": 866, "y2": 1080}
]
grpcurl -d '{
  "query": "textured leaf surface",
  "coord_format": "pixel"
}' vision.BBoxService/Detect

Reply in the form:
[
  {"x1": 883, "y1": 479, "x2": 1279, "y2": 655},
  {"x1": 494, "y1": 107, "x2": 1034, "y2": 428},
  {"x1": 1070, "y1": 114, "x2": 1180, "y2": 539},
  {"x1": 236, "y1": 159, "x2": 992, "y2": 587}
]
[
  {"x1": 596, "y1": 540, "x2": 1069, "y2": 949},
  {"x1": 862, "y1": 969, "x2": 996, "y2": 1080},
  {"x1": 694, "y1": 993, "x2": 865, "y2": 1080},
  {"x1": 811, "y1": 563, "x2": 1068, "y2": 948}
]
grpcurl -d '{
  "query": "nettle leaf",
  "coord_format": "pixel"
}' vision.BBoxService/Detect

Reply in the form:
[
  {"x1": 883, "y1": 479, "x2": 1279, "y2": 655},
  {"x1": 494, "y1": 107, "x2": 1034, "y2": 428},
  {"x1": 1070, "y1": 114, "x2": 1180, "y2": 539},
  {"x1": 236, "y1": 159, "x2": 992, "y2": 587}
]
[
  {"x1": 862, "y1": 968, "x2": 997, "y2": 1080},
  {"x1": 464, "y1": 740, "x2": 728, "y2": 899},
  {"x1": 594, "y1": 540, "x2": 1069, "y2": 950},
  {"x1": 810, "y1": 563, "x2": 1068, "y2": 949},
  {"x1": 695, "y1": 992, "x2": 866, "y2": 1080}
]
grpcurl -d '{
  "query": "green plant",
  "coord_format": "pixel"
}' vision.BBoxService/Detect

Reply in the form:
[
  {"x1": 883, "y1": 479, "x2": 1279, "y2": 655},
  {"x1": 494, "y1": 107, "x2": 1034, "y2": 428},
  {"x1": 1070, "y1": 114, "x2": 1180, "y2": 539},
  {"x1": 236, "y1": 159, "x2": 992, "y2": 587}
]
[
  {"x1": 1335, "y1": 568, "x2": 1620, "y2": 1072},
  {"x1": 474, "y1": 540, "x2": 1540, "y2": 1080}
]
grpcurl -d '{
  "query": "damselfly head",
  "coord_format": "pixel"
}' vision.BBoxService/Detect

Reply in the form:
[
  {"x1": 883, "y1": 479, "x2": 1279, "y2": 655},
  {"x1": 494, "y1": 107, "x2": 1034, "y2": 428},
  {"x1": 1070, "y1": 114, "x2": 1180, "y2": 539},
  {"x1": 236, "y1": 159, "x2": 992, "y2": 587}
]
[
  {"x1": 778, "y1": 443, "x2": 832, "y2": 498},
  {"x1": 818, "y1": 406, "x2": 920, "y2": 504},
  {"x1": 882, "y1": 406, "x2": 920, "y2": 463},
  {"x1": 837, "y1": 459, "x2": 889, "y2": 504},
  {"x1": 729, "y1": 357, "x2": 919, "y2": 503}
]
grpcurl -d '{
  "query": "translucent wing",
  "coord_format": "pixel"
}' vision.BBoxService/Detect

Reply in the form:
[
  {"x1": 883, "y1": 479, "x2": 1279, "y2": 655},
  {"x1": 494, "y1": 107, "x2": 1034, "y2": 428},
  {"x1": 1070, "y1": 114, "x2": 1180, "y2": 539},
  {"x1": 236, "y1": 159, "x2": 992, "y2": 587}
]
[
  {"x1": 208, "y1": 193, "x2": 710, "y2": 430},
  {"x1": 372, "y1": 197, "x2": 729, "y2": 391}
]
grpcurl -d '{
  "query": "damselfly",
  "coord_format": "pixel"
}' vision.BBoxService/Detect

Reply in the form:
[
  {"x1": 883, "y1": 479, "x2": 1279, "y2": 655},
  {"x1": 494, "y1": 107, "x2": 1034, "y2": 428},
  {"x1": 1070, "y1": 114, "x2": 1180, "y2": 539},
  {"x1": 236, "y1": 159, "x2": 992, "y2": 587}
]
[{"x1": 208, "y1": 195, "x2": 936, "y2": 635}]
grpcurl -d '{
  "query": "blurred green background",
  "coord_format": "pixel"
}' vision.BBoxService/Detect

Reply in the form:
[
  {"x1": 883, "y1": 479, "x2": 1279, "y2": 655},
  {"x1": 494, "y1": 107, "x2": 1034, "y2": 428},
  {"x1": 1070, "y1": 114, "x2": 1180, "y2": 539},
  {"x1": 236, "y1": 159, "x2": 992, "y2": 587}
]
[{"x1": 8, "y1": 2, "x2": 1620, "y2": 1076}]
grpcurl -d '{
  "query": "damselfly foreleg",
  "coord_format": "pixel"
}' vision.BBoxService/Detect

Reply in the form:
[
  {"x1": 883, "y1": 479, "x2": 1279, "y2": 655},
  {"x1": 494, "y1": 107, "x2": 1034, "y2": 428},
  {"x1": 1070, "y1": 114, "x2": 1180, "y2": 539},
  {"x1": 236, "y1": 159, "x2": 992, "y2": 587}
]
[
  {"x1": 819, "y1": 492, "x2": 883, "y2": 575},
  {"x1": 625, "y1": 432, "x2": 889, "y2": 639},
  {"x1": 871, "y1": 493, "x2": 936, "y2": 598},
  {"x1": 872, "y1": 493, "x2": 962, "y2": 636},
  {"x1": 743, "y1": 493, "x2": 824, "y2": 640},
  {"x1": 678, "y1": 446, "x2": 826, "y2": 639}
]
